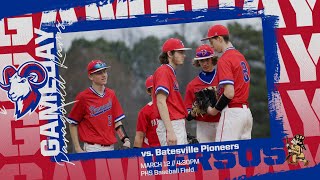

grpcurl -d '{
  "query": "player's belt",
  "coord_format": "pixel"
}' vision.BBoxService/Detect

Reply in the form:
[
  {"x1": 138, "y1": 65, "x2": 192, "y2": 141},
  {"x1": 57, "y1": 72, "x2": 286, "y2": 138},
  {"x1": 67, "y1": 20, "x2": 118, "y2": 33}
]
[
  {"x1": 228, "y1": 103, "x2": 249, "y2": 108},
  {"x1": 87, "y1": 142, "x2": 112, "y2": 147}
]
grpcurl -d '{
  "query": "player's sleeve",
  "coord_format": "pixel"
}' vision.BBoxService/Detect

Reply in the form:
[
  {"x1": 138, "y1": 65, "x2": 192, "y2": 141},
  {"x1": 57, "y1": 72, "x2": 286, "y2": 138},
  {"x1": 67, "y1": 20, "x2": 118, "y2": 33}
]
[
  {"x1": 136, "y1": 108, "x2": 148, "y2": 133},
  {"x1": 154, "y1": 69, "x2": 171, "y2": 95},
  {"x1": 217, "y1": 59, "x2": 234, "y2": 86},
  {"x1": 112, "y1": 93, "x2": 125, "y2": 123},
  {"x1": 184, "y1": 83, "x2": 194, "y2": 113},
  {"x1": 68, "y1": 94, "x2": 85, "y2": 125}
]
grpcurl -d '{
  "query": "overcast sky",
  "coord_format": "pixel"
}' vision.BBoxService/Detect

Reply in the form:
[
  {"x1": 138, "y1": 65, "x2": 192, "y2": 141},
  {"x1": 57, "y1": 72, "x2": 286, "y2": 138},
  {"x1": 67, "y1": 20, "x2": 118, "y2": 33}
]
[{"x1": 60, "y1": 17, "x2": 262, "y2": 50}]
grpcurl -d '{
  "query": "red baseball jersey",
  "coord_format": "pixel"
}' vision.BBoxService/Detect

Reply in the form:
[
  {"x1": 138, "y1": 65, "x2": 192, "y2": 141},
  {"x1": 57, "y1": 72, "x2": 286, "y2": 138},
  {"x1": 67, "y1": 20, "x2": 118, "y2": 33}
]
[
  {"x1": 136, "y1": 102, "x2": 160, "y2": 147},
  {"x1": 217, "y1": 48, "x2": 250, "y2": 106},
  {"x1": 152, "y1": 64, "x2": 188, "y2": 120},
  {"x1": 68, "y1": 87, "x2": 125, "y2": 145},
  {"x1": 184, "y1": 70, "x2": 221, "y2": 122}
]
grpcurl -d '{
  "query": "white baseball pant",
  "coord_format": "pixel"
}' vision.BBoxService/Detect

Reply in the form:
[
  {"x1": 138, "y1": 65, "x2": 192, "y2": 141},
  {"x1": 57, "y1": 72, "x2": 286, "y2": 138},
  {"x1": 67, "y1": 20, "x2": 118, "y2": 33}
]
[
  {"x1": 197, "y1": 121, "x2": 218, "y2": 143},
  {"x1": 156, "y1": 119, "x2": 188, "y2": 146},
  {"x1": 215, "y1": 105, "x2": 253, "y2": 142},
  {"x1": 83, "y1": 143, "x2": 114, "y2": 152}
]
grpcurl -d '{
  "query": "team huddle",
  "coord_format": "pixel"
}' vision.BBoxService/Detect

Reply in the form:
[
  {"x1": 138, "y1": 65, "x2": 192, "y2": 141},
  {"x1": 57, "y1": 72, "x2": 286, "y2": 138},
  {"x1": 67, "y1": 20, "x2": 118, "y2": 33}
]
[{"x1": 68, "y1": 24, "x2": 253, "y2": 152}]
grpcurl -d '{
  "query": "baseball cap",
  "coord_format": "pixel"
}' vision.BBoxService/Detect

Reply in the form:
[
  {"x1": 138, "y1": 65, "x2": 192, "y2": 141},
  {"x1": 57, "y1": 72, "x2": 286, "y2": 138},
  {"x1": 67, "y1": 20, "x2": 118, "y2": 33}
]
[
  {"x1": 194, "y1": 44, "x2": 215, "y2": 60},
  {"x1": 162, "y1": 38, "x2": 191, "y2": 52},
  {"x1": 201, "y1": 24, "x2": 229, "y2": 41},
  {"x1": 87, "y1": 60, "x2": 110, "y2": 74},
  {"x1": 145, "y1": 75, "x2": 153, "y2": 89}
]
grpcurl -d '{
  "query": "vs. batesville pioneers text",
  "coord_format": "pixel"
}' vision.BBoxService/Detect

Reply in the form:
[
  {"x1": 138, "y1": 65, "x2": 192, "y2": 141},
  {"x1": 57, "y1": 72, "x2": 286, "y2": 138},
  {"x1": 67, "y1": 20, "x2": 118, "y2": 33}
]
[{"x1": 141, "y1": 144, "x2": 239, "y2": 157}]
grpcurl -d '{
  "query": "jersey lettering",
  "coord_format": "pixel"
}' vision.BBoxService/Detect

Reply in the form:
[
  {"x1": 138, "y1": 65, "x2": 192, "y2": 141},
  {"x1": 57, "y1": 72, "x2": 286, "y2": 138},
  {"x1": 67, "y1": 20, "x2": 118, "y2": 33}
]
[
  {"x1": 89, "y1": 101, "x2": 112, "y2": 117},
  {"x1": 241, "y1": 61, "x2": 250, "y2": 82},
  {"x1": 151, "y1": 119, "x2": 158, "y2": 127}
]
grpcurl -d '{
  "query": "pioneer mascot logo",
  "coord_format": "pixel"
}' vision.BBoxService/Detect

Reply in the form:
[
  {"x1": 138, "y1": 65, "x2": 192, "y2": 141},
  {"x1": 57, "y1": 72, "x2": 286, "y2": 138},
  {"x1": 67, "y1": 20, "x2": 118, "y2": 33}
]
[{"x1": 285, "y1": 134, "x2": 309, "y2": 166}]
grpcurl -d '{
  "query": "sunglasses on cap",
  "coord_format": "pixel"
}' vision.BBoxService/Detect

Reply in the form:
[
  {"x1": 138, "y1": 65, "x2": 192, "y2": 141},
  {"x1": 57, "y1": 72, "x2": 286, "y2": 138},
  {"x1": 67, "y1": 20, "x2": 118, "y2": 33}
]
[
  {"x1": 90, "y1": 62, "x2": 107, "y2": 71},
  {"x1": 196, "y1": 50, "x2": 212, "y2": 58}
]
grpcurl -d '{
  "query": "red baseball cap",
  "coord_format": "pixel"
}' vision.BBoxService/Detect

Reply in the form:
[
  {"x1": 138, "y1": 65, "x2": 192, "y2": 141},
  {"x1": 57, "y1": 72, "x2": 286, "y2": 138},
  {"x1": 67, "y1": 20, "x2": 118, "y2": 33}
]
[
  {"x1": 87, "y1": 60, "x2": 110, "y2": 74},
  {"x1": 145, "y1": 75, "x2": 153, "y2": 89},
  {"x1": 162, "y1": 38, "x2": 191, "y2": 52},
  {"x1": 194, "y1": 44, "x2": 215, "y2": 60},
  {"x1": 201, "y1": 24, "x2": 229, "y2": 41}
]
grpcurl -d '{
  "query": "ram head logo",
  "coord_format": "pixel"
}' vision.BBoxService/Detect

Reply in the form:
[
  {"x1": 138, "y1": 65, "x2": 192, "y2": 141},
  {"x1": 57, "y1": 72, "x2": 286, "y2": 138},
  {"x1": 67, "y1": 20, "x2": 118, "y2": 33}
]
[{"x1": 0, "y1": 61, "x2": 48, "y2": 119}]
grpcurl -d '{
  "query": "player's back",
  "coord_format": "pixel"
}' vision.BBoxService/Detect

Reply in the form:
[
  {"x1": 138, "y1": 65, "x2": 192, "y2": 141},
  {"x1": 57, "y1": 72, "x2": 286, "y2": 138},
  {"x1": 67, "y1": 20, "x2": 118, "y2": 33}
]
[
  {"x1": 220, "y1": 49, "x2": 250, "y2": 106},
  {"x1": 140, "y1": 102, "x2": 160, "y2": 147}
]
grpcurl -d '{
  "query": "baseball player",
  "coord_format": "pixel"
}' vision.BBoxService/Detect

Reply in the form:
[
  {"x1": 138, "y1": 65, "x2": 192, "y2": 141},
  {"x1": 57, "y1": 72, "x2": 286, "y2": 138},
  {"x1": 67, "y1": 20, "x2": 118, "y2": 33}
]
[
  {"x1": 202, "y1": 24, "x2": 253, "y2": 142},
  {"x1": 134, "y1": 75, "x2": 160, "y2": 148},
  {"x1": 68, "y1": 60, "x2": 131, "y2": 152},
  {"x1": 153, "y1": 38, "x2": 191, "y2": 146},
  {"x1": 184, "y1": 44, "x2": 221, "y2": 143}
]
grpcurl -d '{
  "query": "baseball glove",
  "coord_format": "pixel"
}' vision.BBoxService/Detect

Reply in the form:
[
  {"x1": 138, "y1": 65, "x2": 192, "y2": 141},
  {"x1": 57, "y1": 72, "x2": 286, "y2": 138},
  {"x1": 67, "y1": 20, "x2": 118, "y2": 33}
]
[
  {"x1": 192, "y1": 86, "x2": 218, "y2": 116},
  {"x1": 187, "y1": 132, "x2": 199, "y2": 144}
]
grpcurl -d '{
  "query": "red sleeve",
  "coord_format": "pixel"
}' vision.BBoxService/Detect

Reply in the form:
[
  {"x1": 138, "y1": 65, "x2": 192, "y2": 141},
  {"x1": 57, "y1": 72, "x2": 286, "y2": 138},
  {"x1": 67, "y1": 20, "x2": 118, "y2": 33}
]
[
  {"x1": 154, "y1": 68, "x2": 170, "y2": 95},
  {"x1": 184, "y1": 83, "x2": 195, "y2": 112},
  {"x1": 68, "y1": 94, "x2": 85, "y2": 124},
  {"x1": 136, "y1": 107, "x2": 148, "y2": 133},
  {"x1": 218, "y1": 59, "x2": 234, "y2": 86},
  {"x1": 112, "y1": 93, "x2": 125, "y2": 122}
]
